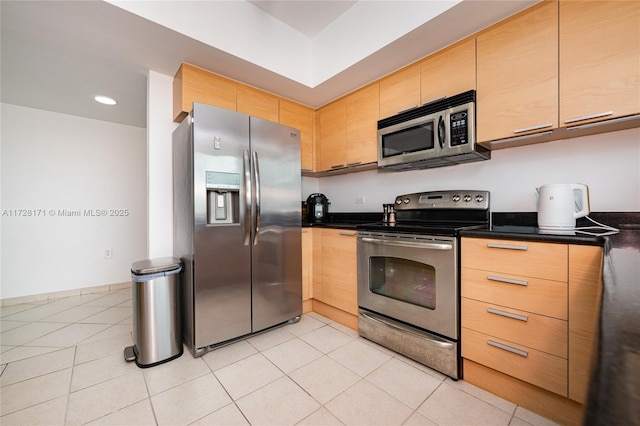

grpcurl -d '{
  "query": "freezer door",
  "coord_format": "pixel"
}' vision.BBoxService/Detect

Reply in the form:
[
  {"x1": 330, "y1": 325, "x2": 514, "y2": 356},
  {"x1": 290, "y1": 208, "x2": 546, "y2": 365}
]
[
  {"x1": 250, "y1": 117, "x2": 303, "y2": 332},
  {"x1": 192, "y1": 103, "x2": 252, "y2": 348}
]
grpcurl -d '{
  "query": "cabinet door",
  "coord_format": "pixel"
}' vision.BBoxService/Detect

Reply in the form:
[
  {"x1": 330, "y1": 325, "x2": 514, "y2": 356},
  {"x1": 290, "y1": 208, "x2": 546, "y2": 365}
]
[
  {"x1": 318, "y1": 99, "x2": 347, "y2": 171},
  {"x1": 173, "y1": 63, "x2": 237, "y2": 122},
  {"x1": 568, "y1": 245, "x2": 603, "y2": 403},
  {"x1": 560, "y1": 1, "x2": 640, "y2": 127},
  {"x1": 320, "y1": 229, "x2": 358, "y2": 315},
  {"x1": 477, "y1": 1, "x2": 558, "y2": 142},
  {"x1": 421, "y1": 38, "x2": 476, "y2": 104},
  {"x1": 462, "y1": 238, "x2": 568, "y2": 282},
  {"x1": 379, "y1": 63, "x2": 421, "y2": 119},
  {"x1": 280, "y1": 100, "x2": 315, "y2": 172},
  {"x1": 236, "y1": 86, "x2": 279, "y2": 122},
  {"x1": 346, "y1": 83, "x2": 379, "y2": 166}
]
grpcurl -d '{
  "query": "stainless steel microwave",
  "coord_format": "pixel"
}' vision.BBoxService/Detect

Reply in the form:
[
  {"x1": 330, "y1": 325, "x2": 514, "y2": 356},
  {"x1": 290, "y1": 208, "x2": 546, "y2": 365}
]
[{"x1": 377, "y1": 90, "x2": 489, "y2": 170}]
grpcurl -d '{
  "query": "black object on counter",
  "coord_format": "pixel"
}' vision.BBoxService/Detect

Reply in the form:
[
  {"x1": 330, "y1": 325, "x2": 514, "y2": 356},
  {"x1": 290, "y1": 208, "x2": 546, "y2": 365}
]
[{"x1": 305, "y1": 193, "x2": 330, "y2": 223}]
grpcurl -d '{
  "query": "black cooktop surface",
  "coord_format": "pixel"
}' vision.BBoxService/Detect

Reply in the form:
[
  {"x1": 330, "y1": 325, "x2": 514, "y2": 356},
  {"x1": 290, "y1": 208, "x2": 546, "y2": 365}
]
[{"x1": 357, "y1": 221, "x2": 488, "y2": 236}]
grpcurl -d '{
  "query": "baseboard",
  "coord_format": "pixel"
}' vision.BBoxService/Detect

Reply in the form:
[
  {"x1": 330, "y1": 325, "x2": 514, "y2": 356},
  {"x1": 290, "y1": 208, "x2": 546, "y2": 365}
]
[
  {"x1": 0, "y1": 281, "x2": 131, "y2": 307},
  {"x1": 311, "y1": 299, "x2": 358, "y2": 331},
  {"x1": 463, "y1": 359, "x2": 584, "y2": 426},
  {"x1": 302, "y1": 298, "x2": 313, "y2": 314}
]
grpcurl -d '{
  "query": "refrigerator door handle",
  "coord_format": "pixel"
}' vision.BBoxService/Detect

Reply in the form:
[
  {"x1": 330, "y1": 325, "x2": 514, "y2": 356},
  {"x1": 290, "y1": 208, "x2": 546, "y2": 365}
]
[
  {"x1": 252, "y1": 151, "x2": 261, "y2": 246},
  {"x1": 243, "y1": 149, "x2": 251, "y2": 246}
]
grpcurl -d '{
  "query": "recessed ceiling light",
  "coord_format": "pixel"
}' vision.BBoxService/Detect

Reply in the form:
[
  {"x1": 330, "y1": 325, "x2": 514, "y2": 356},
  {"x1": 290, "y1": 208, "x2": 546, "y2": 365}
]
[{"x1": 94, "y1": 95, "x2": 117, "y2": 105}]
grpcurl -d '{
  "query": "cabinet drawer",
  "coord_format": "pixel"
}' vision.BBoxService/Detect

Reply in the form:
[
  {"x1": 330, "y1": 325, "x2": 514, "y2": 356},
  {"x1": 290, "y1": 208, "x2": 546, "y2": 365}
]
[
  {"x1": 462, "y1": 267, "x2": 568, "y2": 320},
  {"x1": 462, "y1": 328, "x2": 567, "y2": 397},
  {"x1": 462, "y1": 238, "x2": 568, "y2": 281},
  {"x1": 462, "y1": 298, "x2": 567, "y2": 358}
]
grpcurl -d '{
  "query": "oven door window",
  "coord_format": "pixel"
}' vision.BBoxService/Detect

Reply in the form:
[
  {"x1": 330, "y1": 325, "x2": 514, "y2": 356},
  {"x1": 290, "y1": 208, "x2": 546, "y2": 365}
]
[
  {"x1": 381, "y1": 121, "x2": 435, "y2": 159},
  {"x1": 369, "y1": 256, "x2": 436, "y2": 310}
]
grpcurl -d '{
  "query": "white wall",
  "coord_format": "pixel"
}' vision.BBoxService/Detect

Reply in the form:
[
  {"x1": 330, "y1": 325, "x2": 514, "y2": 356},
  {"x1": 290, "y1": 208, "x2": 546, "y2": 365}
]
[
  {"x1": 1, "y1": 103, "x2": 147, "y2": 300},
  {"x1": 305, "y1": 128, "x2": 640, "y2": 214},
  {"x1": 147, "y1": 71, "x2": 178, "y2": 258}
]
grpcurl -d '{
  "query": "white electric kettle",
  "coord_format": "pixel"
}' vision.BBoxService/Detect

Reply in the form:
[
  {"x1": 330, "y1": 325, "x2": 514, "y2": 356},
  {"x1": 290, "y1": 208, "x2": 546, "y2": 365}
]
[{"x1": 536, "y1": 184, "x2": 590, "y2": 232}]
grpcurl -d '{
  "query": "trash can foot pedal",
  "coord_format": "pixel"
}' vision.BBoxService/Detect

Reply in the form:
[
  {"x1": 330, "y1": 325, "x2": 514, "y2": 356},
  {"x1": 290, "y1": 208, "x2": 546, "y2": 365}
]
[{"x1": 123, "y1": 346, "x2": 136, "y2": 362}]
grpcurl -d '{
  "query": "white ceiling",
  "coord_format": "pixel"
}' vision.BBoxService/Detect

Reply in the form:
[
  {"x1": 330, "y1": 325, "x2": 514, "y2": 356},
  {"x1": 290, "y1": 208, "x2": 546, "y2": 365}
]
[
  {"x1": 0, "y1": 0, "x2": 538, "y2": 128},
  {"x1": 248, "y1": 0, "x2": 358, "y2": 38}
]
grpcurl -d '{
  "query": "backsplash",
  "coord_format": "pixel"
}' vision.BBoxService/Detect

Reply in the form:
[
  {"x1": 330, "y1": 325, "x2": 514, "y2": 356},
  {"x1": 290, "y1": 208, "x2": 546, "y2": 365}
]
[{"x1": 304, "y1": 128, "x2": 639, "y2": 214}]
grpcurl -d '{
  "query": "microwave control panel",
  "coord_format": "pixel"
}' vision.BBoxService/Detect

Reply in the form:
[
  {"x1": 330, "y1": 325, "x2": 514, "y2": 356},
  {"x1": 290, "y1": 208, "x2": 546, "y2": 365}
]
[{"x1": 449, "y1": 110, "x2": 469, "y2": 147}]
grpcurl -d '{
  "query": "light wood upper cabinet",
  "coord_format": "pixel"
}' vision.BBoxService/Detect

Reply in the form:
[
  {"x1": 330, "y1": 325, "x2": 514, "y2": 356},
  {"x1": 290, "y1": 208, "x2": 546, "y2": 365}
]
[
  {"x1": 559, "y1": 0, "x2": 640, "y2": 127},
  {"x1": 236, "y1": 86, "x2": 279, "y2": 123},
  {"x1": 379, "y1": 63, "x2": 421, "y2": 119},
  {"x1": 346, "y1": 83, "x2": 379, "y2": 167},
  {"x1": 173, "y1": 63, "x2": 237, "y2": 122},
  {"x1": 476, "y1": 1, "x2": 559, "y2": 143},
  {"x1": 280, "y1": 100, "x2": 315, "y2": 171},
  {"x1": 421, "y1": 38, "x2": 476, "y2": 104},
  {"x1": 318, "y1": 99, "x2": 347, "y2": 171}
]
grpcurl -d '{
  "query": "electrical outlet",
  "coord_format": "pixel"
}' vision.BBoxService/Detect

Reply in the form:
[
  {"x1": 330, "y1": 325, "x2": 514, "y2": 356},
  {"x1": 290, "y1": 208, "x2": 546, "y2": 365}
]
[
  {"x1": 104, "y1": 248, "x2": 113, "y2": 259},
  {"x1": 355, "y1": 196, "x2": 365, "y2": 205}
]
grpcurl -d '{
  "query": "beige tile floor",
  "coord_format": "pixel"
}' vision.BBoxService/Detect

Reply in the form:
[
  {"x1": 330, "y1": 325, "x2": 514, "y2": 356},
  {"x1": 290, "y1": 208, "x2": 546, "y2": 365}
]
[{"x1": 0, "y1": 287, "x2": 558, "y2": 425}]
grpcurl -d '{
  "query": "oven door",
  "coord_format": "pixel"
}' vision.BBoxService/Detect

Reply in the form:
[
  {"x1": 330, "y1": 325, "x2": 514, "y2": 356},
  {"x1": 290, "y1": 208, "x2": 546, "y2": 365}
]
[{"x1": 357, "y1": 231, "x2": 458, "y2": 340}]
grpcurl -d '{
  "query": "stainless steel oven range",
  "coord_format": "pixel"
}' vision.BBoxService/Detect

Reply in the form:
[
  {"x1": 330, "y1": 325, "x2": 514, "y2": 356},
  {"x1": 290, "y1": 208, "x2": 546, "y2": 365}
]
[{"x1": 357, "y1": 190, "x2": 490, "y2": 379}]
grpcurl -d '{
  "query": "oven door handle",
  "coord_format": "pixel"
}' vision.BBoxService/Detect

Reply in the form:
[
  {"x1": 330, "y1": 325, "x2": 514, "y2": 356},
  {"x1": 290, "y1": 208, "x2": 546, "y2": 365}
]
[{"x1": 358, "y1": 236, "x2": 453, "y2": 250}]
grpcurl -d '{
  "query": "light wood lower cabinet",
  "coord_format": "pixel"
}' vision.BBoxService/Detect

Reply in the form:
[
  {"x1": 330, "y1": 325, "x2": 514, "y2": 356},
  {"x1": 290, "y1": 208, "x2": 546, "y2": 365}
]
[
  {"x1": 317, "y1": 228, "x2": 358, "y2": 316},
  {"x1": 568, "y1": 245, "x2": 603, "y2": 403},
  {"x1": 305, "y1": 228, "x2": 358, "y2": 330},
  {"x1": 301, "y1": 230, "x2": 312, "y2": 303},
  {"x1": 461, "y1": 237, "x2": 603, "y2": 425},
  {"x1": 462, "y1": 327, "x2": 568, "y2": 396}
]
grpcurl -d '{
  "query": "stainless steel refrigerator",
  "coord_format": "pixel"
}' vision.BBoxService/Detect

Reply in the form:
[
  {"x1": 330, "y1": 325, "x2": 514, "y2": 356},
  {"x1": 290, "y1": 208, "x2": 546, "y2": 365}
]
[{"x1": 173, "y1": 103, "x2": 302, "y2": 357}]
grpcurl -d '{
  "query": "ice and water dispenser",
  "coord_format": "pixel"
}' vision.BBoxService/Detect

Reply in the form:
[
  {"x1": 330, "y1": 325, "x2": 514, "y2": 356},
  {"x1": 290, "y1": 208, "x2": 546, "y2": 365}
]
[{"x1": 206, "y1": 171, "x2": 240, "y2": 225}]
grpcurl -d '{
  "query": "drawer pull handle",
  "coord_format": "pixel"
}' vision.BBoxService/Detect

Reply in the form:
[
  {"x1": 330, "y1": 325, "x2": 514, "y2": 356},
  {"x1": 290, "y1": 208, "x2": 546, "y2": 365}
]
[
  {"x1": 347, "y1": 161, "x2": 362, "y2": 166},
  {"x1": 486, "y1": 131, "x2": 554, "y2": 147},
  {"x1": 567, "y1": 114, "x2": 638, "y2": 131},
  {"x1": 487, "y1": 243, "x2": 528, "y2": 251},
  {"x1": 513, "y1": 123, "x2": 553, "y2": 134},
  {"x1": 487, "y1": 308, "x2": 529, "y2": 322},
  {"x1": 564, "y1": 110, "x2": 613, "y2": 124},
  {"x1": 487, "y1": 340, "x2": 528, "y2": 357},
  {"x1": 339, "y1": 231, "x2": 356, "y2": 237},
  {"x1": 422, "y1": 96, "x2": 446, "y2": 106},
  {"x1": 398, "y1": 105, "x2": 420, "y2": 114},
  {"x1": 487, "y1": 275, "x2": 529, "y2": 286},
  {"x1": 331, "y1": 164, "x2": 345, "y2": 169}
]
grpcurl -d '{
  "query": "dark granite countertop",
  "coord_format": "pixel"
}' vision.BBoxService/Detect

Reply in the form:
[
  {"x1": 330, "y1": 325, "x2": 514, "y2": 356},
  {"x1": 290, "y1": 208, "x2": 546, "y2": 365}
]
[
  {"x1": 302, "y1": 212, "x2": 381, "y2": 230},
  {"x1": 584, "y1": 229, "x2": 640, "y2": 426}
]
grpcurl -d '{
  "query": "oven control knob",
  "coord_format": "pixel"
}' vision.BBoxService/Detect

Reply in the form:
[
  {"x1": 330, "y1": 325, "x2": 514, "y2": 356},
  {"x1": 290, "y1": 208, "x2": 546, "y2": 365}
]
[
  {"x1": 404, "y1": 198, "x2": 410, "y2": 204},
  {"x1": 452, "y1": 195, "x2": 461, "y2": 202},
  {"x1": 463, "y1": 194, "x2": 472, "y2": 202},
  {"x1": 476, "y1": 195, "x2": 484, "y2": 203}
]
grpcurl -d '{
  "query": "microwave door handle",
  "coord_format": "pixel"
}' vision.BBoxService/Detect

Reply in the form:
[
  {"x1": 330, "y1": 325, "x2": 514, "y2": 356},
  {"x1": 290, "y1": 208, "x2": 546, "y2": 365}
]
[{"x1": 438, "y1": 115, "x2": 446, "y2": 149}]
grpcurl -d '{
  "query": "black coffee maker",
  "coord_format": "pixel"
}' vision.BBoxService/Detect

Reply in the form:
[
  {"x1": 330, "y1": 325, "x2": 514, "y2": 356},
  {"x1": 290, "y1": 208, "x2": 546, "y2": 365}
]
[{"x1": 305, "y1": 193, "x2": 330, "y2": 223}]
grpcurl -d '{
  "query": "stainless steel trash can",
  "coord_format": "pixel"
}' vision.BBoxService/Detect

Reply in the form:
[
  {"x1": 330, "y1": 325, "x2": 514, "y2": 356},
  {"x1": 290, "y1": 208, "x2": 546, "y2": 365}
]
[{"x1": 124, "y1": 257, "x2": 183, "y2": 368}]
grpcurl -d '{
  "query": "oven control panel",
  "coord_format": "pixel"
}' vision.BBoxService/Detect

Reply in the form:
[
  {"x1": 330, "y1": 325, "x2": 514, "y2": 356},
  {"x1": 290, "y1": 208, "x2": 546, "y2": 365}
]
[{"x1": 394, "y1": 190, "x2": 490, "y2": 210}]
